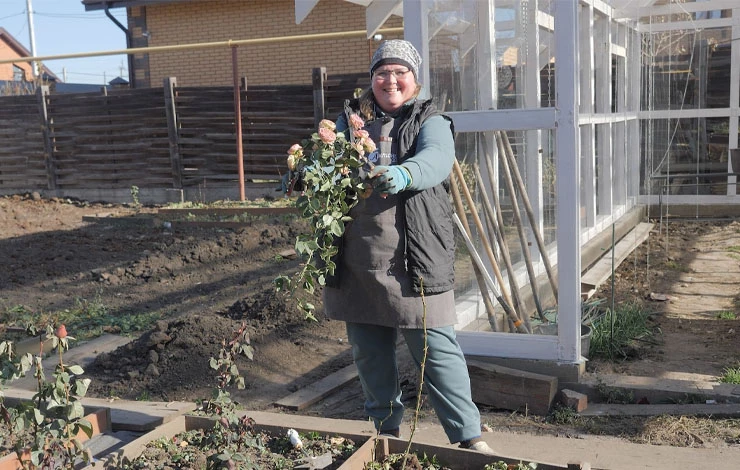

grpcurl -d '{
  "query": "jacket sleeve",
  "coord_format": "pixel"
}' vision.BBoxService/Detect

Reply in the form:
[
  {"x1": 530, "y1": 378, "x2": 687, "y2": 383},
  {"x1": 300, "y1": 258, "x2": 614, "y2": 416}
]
[
  {"x1": 335, "y1": 113, "x2": 349, "y2": 132},
  {"x1": 401, "y1": 115, "x2": 455, "y2": 191}
]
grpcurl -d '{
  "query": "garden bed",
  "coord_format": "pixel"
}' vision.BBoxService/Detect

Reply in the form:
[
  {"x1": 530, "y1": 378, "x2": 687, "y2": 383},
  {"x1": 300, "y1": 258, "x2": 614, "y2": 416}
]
[
  {"x1": 84, "y1": 413, "x2": 591, "y2": 470},
  {"x1": 0, "y1": 407, "x2": 111, "y2": 470}
]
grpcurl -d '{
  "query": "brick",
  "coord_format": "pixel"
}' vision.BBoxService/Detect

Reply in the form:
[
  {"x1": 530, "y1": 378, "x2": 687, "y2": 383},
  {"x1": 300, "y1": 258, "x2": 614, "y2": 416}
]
[{"x1": 560, "y1": 388, "x2": 589, "y2": 413}]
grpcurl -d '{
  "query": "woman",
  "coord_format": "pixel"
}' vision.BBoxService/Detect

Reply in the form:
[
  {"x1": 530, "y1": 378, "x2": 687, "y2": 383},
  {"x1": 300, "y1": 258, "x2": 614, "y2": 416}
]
[{"x1": 323, "y1": 39, "x2": 495, "y2": 454}]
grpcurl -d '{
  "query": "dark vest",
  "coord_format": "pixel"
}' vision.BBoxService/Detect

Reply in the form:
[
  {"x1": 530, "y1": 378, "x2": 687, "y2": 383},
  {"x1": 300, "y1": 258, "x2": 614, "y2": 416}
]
[{"x1": 328, "y1": 98, "x2": 456, "y2": 294}]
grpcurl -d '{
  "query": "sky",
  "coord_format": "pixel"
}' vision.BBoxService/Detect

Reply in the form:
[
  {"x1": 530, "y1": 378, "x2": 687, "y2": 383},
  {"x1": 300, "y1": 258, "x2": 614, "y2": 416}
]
[{"x1": 0, "y1": 0, "x2": 128, "y2": 84}]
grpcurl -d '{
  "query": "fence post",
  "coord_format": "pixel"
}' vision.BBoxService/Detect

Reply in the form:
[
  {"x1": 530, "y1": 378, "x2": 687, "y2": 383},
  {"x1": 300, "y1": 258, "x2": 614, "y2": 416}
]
[
  {"x1": 240, "y1": 75, "x2": 248, "y2": 176},
  {"x1": 36, "y1": 85, "x2": 56, "y2": 190},
  {"x1": 312, "y1": 67, "x2": 327, "y2": 129},
  {"x1": 163, "y1": 77, "x2": 183, "y2": 188}
]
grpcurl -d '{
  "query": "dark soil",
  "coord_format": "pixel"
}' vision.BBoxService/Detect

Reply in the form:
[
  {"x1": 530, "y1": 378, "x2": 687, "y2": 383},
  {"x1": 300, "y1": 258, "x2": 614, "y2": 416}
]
[{"x1": 2, "y1": 192, "x2": 739, "y2": 452}]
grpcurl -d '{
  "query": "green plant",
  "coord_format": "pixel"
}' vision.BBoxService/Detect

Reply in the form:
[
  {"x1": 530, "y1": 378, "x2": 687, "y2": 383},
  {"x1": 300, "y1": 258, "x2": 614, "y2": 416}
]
[
  {"x1": 196, "y1": 322, "x2": 256, "y2": 468},
  {"x1": 589, "y1": 301, "x2": 657, "y2": 360},
  {"x1": 1, "y1": 295, "x2": 160, "y2": 341},
  {"x1": 200, "y1": 322, "x2": 254, "y2": 421},
  {"x1": 719, "y1": 365, "x2": 740, "y2": 384},
  {"x1": 595, "y1": 381, "x2": 635, "y2": 404},
  {"x1": 130, "y1": 185, "x2": 140, "y2": 208},
  {"x1": 665, "y1": 393, "x2": 704, "y2": 405},
  {"x1": 549, "y1": 404, "x2": 580, "y2": 425},
  {"x1": 484, "y1": 462, "x2": 538, "y2": 470},
  {"x1": 716, "y1": 311, "x2": 737, "y2": 320},
  {"x1": 274, "y1": 116, "x2": 376, "y2": 321},
  {"x1": 1, "y1": 324, "x2": 95, "y2": 469},
  {"x1": 664, "y1": 260, "x2": 689, "y2": 272}
]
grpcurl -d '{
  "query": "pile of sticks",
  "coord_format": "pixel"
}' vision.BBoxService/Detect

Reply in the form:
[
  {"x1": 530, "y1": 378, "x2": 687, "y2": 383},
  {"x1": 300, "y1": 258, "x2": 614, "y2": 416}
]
[{"x1": 450, "y1": 131, "x2": 558, "y2": 334}]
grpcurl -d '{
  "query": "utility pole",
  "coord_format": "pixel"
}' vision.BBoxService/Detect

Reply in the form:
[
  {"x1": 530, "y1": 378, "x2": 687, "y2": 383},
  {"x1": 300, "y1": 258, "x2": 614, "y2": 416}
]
[{"x1": 26, "y1": 0, "x2": 39, "y2": 78}]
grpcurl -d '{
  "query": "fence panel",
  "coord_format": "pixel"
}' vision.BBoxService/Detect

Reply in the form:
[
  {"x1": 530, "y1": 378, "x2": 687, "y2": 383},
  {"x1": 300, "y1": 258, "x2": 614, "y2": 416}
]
[
  {"x1": 47, "y1": 88, "x2": 172, "y2": 189},
  {"x1": 0, "y1": 72, "x2": 371, "y2": 194},
  {"x1": 173, "y1": 86, "x2": 238, "y2": 186},
  {"x1": 243, "y1": 84, "x2": 314, "y2": 181},
  {"x1": 0, "y1": 95, "x2": 48, "y2": 189}
]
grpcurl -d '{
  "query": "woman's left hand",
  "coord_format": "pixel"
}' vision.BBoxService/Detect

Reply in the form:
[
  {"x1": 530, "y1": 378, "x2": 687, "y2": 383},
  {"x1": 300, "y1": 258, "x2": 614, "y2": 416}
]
[{"x1": 368, "y1": 165, "x2": 410, "y2": 195}]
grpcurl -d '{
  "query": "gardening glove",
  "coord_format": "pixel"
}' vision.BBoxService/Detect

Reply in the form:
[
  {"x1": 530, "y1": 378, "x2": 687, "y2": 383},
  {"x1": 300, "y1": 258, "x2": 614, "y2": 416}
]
[{"x1": 368, "y1": 165, "x2": 411, "y2": 195}]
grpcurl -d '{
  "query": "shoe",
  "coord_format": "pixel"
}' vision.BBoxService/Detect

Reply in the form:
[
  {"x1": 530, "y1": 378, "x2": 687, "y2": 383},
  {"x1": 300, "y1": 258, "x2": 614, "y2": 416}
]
[
  {"x1": 378, "y1": 428, "x2": 401, "y2": 438},
  {"x1": 463, "y1": 440, "x2": 498, "y2": 456}
]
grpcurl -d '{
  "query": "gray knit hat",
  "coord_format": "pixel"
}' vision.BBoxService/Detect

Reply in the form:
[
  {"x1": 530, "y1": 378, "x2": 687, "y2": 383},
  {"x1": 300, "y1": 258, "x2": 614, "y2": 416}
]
[{"x1": 369, "y1": 39, "x2": 421, "y2": 79}]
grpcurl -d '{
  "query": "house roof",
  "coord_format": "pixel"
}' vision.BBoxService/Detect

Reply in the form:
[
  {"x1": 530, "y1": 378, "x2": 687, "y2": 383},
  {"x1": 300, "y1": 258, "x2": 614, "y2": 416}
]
[
  {"x1": 0, "y1": 27, "x2": 60, "y2": 81},
  {"x1": 82, "y1": 0, "x2": 183, "y2": 11}
]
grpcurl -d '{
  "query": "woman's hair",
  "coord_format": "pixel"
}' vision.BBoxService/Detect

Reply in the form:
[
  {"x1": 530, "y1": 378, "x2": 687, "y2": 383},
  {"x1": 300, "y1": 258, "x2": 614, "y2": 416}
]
[{"x1": 357, "y1": 84, "x2": 423, "y2": 121}]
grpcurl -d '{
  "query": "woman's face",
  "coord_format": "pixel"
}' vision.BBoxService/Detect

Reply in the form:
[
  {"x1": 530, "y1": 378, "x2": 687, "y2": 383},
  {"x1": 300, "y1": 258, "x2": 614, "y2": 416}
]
[{"x1": 371, "y1": 63, "x2": 417, "y2": 114}]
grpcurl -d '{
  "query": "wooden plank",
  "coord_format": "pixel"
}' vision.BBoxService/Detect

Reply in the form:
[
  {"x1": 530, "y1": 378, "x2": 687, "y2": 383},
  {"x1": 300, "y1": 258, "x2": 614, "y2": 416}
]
[
  {"x1": 274, "y1": 363, "x2": 358, "y2": 411},
  {"x1": 581, "y1": 222, "x2": 653, "y2": 294},
  {"x1": 467, "y1": 360, "x2": 558, "y2": 415},
  {"x1": 158, "y1": 207, "x2": 298, "y2": 217},
  {"x1": 581, "y1": 403, "x2": 740, "y2": 418},
  {"x1": 8, "y1": 334, "x2": 132, "y2": 392},
  {"x1": 1, "y1": 388, "x2": 193, "y2": 433}
]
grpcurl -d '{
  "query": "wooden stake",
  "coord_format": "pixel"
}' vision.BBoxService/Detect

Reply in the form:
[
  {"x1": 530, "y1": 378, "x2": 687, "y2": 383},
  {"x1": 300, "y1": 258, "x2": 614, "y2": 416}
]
[
  {"x1": 498, "y1": 131, "x2": 559, "y2": 301},
  {"x1": 452, "y1": 160, "x2": 528, "y2": 333},
  {"x1": 473, "y1": 163, "x2": 532, "y2": 332},
  {"x1": 449, "y1": 171, "x2": 499, "y2": 331},
  {"x1": 489, "y1": 135, "x2": 545, "y2": 320}
]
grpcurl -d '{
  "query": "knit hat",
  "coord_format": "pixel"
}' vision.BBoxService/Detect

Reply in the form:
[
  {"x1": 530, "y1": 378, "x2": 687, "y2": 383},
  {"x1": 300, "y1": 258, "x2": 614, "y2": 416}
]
[{"x1": 369, "y1": 39, "x2": 421, "y2": 79}]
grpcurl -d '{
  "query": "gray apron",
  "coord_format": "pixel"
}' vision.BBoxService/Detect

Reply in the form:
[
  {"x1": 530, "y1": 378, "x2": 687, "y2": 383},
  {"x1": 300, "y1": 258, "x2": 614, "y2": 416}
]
[{"x1": 323, "y1": 116, "x2": 456, "y2": 328}]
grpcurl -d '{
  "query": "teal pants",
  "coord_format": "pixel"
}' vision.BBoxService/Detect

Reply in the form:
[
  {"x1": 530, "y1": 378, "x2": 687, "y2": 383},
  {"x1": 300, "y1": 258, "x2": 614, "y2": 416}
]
[{"x1": 346, "y1": 322, "x2": 482, "y2": 444}]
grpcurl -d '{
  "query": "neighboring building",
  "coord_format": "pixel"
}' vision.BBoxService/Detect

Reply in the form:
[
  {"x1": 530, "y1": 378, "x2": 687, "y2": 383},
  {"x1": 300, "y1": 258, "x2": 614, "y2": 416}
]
[
  {"x1": 53, "y1": 76, "x2": 129, "y2": 94},
  {"x1": 82, "y1": 0, "x2": 403, "y2": 88},
  {"x1": 0, "y1": 27, "x2": 59, "y2": 84}
]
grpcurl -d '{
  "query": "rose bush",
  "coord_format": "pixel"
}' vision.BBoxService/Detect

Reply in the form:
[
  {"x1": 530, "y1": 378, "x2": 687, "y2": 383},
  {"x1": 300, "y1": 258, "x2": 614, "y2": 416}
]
[{"x1": 275, "y1": 115, "x2": 376, "y2": 320}]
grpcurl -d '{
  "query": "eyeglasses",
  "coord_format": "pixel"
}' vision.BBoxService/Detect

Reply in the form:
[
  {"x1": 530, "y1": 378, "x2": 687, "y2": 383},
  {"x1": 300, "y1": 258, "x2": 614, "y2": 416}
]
[{"x1": 373, "y1": 69, "x2": 411, "y2": 80}]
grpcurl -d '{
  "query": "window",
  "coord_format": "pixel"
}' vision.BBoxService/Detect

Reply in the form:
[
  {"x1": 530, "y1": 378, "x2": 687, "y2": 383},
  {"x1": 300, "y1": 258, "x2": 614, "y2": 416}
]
[{"x1": 13, "y1": 65, "x2": 25, "y2": 82}]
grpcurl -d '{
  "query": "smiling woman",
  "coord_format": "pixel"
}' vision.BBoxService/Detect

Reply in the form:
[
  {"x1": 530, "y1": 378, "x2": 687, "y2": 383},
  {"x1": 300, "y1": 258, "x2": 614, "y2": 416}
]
[{"x1": 369, "y1": 39, "x2": 422, "y2": 114}]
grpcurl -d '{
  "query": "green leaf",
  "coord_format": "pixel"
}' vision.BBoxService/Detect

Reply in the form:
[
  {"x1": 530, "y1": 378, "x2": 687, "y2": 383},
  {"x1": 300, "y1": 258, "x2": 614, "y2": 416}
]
[
  {"x1": 75, "y1": 377, "x2": 91, "y2": 396},
  {"x1": 306, "y1": 239, "x2": 320, "y2": 251},
  {"x1": 71, "y1": 400, "x2": 85, "y2": 419},
  {"x1": 77, "y1": 418, "x2": 94, "y2": 439},
  {"x1": 68, "y1": 364, "x2": 84, "y2": 375},
  {"x1": 329, "y1": 219, "x2": 344, "y2": 237},
  {"x1": 33, "y1": 407, "x2": 44, "y2": 425}
]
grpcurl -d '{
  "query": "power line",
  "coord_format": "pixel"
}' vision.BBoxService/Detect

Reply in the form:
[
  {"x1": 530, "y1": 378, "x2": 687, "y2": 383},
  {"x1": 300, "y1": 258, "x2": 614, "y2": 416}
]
[
  {"x1": 0, "y1": 11, "x2": 24, "y2": 21},
  {"x1": 34, "y1": 11, "x2": 124, "y2": 20}
]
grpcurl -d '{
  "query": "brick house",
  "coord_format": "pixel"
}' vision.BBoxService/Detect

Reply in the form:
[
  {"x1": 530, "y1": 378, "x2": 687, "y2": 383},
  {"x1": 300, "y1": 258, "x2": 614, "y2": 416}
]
[
  {"x1": 82, "y1": 0, "x2": 403, "y2": 88},
  {"x1": 0, "y1": 27, "x2": 58, "y2": 83}
]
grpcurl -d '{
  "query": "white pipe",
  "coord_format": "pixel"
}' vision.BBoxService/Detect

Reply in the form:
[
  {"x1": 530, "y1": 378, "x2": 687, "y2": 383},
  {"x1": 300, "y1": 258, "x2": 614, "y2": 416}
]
[
  {"x1": 25, "y1": 0, "x2": 38, "y2": 77},
  {"x1": 0, "y1": 27, "x2": 404, "y2": 65}
]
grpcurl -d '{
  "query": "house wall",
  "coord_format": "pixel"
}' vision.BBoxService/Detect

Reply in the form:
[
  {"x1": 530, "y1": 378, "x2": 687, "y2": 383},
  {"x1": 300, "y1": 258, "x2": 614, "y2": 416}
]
[
  {"x1": 128, "y1": 0, "x2": 403, "y2": 88},
  {"x1": 0, "y1": 40, "x2": 33, "y2": 82}
]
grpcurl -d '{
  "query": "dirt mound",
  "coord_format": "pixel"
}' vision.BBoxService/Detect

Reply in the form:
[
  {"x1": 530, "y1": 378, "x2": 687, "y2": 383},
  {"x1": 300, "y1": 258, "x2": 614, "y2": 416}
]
[
  {"x1": 85, "y1": 286, "x2": 346, "y2": 403},
  {"x1": 3, "y1": 193, "x2": 740, "y2": 449}
]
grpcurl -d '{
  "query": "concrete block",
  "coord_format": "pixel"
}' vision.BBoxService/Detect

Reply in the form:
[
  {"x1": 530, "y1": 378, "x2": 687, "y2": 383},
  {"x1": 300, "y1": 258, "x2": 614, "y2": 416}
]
[{"x1": 560, "y1": 389, "x2": 588, "y2": 412}]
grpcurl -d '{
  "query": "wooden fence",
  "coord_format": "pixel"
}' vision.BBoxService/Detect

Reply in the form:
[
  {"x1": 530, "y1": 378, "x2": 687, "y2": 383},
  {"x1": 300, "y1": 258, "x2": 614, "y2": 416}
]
[{"x1": 0, "y1": 69, "x2": 369, "y2": 193}]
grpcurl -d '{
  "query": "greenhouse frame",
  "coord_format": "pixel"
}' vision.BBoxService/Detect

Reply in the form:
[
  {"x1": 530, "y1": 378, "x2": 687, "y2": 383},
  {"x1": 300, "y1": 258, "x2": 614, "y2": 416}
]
[{"x1": 305, "y1": 0, "x2": 739, "y2": 379}]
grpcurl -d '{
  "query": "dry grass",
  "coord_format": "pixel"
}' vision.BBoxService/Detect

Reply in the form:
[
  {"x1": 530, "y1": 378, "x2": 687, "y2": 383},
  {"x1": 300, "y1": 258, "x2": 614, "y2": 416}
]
[
  {"x1": 637, "y1": 416, "x2": 740, "y2": 447},
  {"x1": 481, "y1": 411, "x2": 740, "y2": 448}
]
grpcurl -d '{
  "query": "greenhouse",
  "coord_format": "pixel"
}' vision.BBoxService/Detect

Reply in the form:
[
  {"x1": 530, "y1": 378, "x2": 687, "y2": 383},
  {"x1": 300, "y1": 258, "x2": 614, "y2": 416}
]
[{"x1": 325, "y1": 0, "x2": 739, "y2": 379}]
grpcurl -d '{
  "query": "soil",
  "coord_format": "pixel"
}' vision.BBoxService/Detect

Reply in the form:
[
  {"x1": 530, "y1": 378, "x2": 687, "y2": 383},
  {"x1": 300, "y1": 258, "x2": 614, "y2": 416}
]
[{"x1": 1, "y1": 192, "x2": 739, "y2": 451}]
